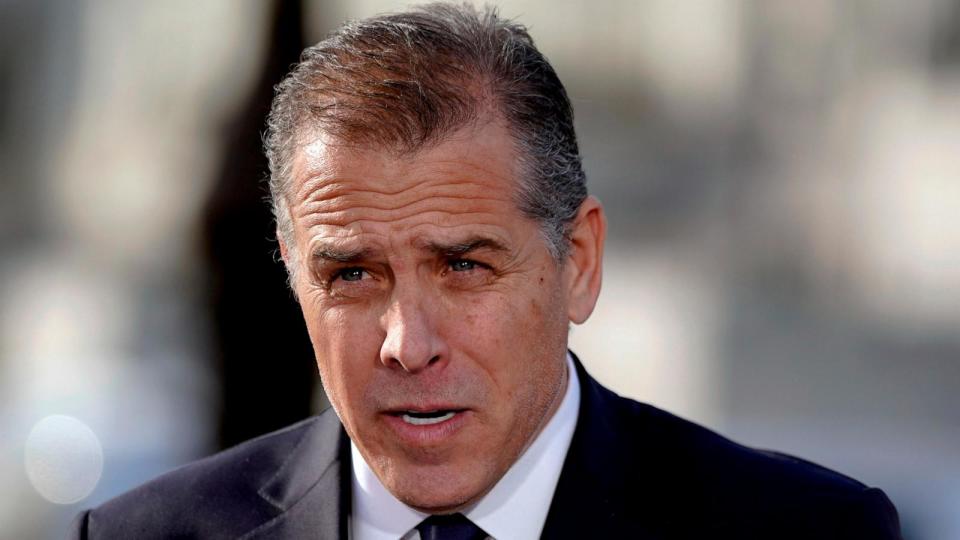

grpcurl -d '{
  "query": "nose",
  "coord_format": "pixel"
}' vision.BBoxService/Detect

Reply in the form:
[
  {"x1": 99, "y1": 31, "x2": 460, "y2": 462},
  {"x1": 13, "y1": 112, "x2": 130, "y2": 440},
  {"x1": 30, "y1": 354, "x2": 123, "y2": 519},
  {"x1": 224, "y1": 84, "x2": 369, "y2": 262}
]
[{"x1": 379, "y1": 289, "x2": 447, "y2": 373}]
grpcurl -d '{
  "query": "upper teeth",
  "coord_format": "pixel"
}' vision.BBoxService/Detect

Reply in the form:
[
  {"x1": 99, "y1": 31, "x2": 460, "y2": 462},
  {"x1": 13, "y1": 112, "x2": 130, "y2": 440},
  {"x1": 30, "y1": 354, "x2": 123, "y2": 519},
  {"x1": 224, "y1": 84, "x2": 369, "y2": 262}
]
[{"x1": 402, "y1": 411, "x2": 456, "y2": 425}]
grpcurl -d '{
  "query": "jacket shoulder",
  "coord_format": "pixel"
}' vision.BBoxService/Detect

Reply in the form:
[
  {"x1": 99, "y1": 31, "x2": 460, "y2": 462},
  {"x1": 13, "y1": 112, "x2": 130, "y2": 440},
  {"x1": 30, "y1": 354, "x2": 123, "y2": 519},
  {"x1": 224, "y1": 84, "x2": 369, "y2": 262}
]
[
  {"x1": 70, "y1": 415, "x2": 332, "y2": 540},
  {"x1": 611, "y1": 393, "x2": 901, "y2": 538}
]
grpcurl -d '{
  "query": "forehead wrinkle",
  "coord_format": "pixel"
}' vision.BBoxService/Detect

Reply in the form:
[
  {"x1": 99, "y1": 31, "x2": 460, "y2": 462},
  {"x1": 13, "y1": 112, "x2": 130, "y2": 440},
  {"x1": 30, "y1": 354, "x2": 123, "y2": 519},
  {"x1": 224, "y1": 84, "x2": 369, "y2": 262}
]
[
  {"x1": 302, "y1": 175, "x2": 512, "y2": 204},
  {"x1": 299, "y1": 175, "x2": 417, "y2": 202},
  {"x1": 294, "y1": 177, "x2": 514, "y2": 231},
  {"x1": 305, "y1": 227, "x2": 371, "y2": 249},
  {"x1": 294, "y1": 175, "x2": 343, "y2": 204},
  {"x1": 295, "y1": 186, "x2": 512, "y2": 232},
  {"x1": 423, "y1": 157, "x2": 517, "y2": 186},
  {"x1": 328, "y1": 193, "x2": 507, "y2": 216},
  {"x1": 305, "y1": 220, "x2": 514, "y2": 259},
  {"x1": 297, "y1": 208, "x2": 509, "y2": 236},
  {"x1": 293, "y1": 145, "x2": 518, "y2": 205}
]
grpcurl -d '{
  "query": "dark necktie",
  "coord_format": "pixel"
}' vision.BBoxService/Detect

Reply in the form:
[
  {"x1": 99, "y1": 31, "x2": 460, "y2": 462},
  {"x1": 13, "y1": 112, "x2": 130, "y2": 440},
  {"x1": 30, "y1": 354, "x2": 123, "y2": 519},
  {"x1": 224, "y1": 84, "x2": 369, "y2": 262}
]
[{"x1": 415, "y1": 513, "x2": 488, "y2": 540}]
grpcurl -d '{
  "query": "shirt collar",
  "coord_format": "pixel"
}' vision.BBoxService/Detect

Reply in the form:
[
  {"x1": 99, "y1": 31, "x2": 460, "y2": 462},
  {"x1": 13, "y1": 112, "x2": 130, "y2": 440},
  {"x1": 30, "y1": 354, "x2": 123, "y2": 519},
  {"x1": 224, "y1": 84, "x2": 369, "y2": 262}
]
[{"x1": 350, "y1": 353, "x2": 581, "y2": 540}]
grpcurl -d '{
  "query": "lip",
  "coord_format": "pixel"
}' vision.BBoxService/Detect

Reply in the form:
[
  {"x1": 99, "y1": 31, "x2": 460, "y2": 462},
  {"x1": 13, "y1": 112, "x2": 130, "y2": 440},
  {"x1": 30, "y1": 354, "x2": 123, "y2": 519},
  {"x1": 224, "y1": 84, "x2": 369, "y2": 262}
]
[{"x1": 380, "y1": 406, "x2": 472, "y2": 446}]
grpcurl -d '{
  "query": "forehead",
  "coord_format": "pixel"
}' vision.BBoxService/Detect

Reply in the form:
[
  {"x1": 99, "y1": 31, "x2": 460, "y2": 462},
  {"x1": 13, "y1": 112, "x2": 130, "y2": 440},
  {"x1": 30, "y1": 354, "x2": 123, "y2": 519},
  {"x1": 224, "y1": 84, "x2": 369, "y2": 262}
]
[
  {"x1": 292, "y1": 117, "x2": 519, "y2": 192},
  {"x1": 287, "y1": 120, "x2": 532, "y2": 247}
]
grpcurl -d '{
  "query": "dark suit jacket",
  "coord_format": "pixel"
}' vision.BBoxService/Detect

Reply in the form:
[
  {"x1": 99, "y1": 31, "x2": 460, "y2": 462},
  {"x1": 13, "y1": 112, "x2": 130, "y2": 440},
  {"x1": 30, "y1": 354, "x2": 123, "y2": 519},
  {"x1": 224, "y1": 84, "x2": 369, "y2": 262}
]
[{"x1": 70, "y1": 356, "x2": 902, "y2": 539}]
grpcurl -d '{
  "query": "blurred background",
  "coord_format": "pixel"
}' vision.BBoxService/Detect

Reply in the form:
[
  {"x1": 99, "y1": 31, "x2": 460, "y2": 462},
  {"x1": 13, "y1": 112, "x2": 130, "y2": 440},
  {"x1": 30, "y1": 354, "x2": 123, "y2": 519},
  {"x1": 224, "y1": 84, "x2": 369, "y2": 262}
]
[{"x1": 1, "y1": 0, "x2": 957, "y2": 538}]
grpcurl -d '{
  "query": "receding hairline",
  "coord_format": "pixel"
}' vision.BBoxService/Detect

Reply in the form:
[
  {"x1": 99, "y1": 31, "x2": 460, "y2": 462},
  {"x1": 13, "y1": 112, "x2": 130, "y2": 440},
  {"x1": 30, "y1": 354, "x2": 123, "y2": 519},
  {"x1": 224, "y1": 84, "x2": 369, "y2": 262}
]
[
  {"x1": 283, "y1": 71, "x2": 501, "y2": 161},
  {"x1": 277, "y1": 39, "x2": 501, "y2": 159},
  {"x1": 280, "y1": 105, "x2": 523, "y2": 212}
]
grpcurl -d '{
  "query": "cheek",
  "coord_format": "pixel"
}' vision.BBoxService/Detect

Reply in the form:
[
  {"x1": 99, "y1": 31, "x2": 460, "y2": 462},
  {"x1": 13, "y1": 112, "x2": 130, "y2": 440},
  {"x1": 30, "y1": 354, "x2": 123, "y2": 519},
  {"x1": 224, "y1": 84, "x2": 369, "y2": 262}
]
[
  {"x1": 458, "y1": 284, "x2": 564, "y2": 381},
  {"x1": 304, "y1": 304, "x2": 382, "y2": 409}
]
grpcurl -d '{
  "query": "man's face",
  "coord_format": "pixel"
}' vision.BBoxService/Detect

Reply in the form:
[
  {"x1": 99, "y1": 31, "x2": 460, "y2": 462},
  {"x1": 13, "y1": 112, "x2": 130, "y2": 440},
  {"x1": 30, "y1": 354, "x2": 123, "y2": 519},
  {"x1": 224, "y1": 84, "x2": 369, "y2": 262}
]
[{"x1": 284, "y1": 119, "x2": 595, "y2": 512}]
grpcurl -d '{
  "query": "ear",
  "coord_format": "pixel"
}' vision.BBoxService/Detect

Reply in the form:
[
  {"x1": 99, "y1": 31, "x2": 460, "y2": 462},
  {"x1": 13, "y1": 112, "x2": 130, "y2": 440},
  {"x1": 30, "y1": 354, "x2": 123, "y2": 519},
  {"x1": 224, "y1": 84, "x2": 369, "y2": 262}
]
[
  {"x1": 563, "y1": 196, "x2": 606, "y2": 324},
  {"x1": 277, "y1": 234, "x2": 290, "y2": 265},
  {"x1": 277, "y1": 234, "x2": 299, "y2": 293}
]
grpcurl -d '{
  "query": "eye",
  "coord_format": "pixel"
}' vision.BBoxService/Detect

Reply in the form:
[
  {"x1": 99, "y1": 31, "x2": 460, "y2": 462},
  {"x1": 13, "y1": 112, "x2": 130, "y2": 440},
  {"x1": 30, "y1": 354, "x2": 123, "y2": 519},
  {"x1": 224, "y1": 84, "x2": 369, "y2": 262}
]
[
  {"x1": 336, "y1": 267, "x2": 367, "y2": 282},
  {"x1": 449, "y1": 259, "x2": 478, "y2": 272}
]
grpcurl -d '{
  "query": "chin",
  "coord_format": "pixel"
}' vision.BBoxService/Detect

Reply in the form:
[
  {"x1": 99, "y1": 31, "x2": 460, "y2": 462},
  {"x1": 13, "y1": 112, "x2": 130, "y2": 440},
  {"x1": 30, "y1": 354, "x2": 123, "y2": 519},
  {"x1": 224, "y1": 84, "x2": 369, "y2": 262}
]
[
  {"x1": 402, "y1": 495, "x2": 473, "y2": 514},
  {"x1": 386, "y1": 462, "x2": 495, "y2": 513}
]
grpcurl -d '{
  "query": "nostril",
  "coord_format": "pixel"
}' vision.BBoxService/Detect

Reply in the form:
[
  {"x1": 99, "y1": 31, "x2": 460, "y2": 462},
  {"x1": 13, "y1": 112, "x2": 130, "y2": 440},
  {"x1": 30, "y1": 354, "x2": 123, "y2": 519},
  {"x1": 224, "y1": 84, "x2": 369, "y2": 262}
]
[{"x1": 428, "y1": 355, "x2": 441, "y2": 366}]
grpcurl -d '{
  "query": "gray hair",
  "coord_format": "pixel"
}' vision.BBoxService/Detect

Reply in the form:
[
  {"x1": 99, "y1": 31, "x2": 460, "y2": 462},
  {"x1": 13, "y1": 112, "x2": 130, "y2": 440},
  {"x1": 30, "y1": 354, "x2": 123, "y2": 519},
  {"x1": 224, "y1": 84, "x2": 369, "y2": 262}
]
[{"x1": 265, "y1": 2, "x2": 587, "y2": 276}]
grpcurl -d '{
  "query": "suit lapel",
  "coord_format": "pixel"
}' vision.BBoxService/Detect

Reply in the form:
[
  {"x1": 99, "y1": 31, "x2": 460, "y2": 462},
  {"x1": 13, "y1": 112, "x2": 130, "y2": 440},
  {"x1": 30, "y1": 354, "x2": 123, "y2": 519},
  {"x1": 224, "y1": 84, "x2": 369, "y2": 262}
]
[
  {"x1": 243, "y1": 409, "x2": 352, "y2": 539},
  {"x1": 540, "y1": 354, "x2": 657, "y2": 539}
]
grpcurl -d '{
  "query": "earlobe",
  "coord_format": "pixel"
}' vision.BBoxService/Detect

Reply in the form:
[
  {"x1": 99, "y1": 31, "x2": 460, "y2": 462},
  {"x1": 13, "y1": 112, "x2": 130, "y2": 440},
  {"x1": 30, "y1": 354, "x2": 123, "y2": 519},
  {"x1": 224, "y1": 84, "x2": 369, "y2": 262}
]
[
  {"x1": 278, "y1": 236, "x2": 290, "y2": 265},
  {"x1": 278, "y1": 236, "x2": 294, "y2": 280},
  {"x1": 565, "y1": 196, "x2": 606, "y2": 324},
  {"x1": 277, "y1": 236, "x2": 299, "y2": 294}
]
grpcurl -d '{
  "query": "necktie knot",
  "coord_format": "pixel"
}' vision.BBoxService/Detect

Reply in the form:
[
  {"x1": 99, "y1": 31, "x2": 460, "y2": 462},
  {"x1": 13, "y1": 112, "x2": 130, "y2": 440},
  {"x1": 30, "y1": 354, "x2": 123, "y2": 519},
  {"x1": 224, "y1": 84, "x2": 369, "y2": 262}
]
[{"x1": 415, "y1": 513, "x2": 488, "y2": 540}]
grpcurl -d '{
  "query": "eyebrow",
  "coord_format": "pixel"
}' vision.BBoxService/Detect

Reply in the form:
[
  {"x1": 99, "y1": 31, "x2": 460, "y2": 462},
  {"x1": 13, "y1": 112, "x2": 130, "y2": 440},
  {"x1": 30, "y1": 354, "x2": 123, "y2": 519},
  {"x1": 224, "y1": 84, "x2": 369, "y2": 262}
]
[
  {"x1": 421, "y1": 236, "x2": 510, "y2": 257},
  {"x1": 310, "y1": 245, "x2": 373, "y2": 264},
  {"x1": 310, "y1": 236, "x2": 509, "y2": 264}
]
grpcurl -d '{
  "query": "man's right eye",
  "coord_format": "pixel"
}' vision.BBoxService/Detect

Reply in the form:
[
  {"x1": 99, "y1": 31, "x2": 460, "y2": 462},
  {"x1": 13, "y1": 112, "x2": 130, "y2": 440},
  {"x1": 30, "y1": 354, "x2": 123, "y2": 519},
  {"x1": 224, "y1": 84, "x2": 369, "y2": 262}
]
[{"x1": 337, "y1": 268, "x2": 366, "y2": 282}]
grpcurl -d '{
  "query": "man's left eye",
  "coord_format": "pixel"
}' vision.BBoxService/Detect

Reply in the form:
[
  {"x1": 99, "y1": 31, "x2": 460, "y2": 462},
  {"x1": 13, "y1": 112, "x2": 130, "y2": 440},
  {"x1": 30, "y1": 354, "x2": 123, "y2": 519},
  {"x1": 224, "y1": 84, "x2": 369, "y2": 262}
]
[{"x1": 450, "y1": 259, "x2": 477, "y2": 272}]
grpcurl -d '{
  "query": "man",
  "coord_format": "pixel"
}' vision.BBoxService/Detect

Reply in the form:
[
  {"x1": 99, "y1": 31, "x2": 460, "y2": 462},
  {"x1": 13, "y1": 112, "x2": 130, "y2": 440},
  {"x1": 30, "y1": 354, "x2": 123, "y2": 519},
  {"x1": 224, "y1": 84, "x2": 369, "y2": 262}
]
[{"x1": 71, "y1": 3, "x2": 901, "y2": 539}]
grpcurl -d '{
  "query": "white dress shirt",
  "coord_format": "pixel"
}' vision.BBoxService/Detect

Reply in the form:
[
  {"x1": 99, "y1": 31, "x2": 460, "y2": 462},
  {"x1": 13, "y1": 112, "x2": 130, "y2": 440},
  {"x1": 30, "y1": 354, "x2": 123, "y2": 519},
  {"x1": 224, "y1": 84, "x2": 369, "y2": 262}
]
[{"x1": 350, "y1": 353, "x2": 581, "y2": 540}]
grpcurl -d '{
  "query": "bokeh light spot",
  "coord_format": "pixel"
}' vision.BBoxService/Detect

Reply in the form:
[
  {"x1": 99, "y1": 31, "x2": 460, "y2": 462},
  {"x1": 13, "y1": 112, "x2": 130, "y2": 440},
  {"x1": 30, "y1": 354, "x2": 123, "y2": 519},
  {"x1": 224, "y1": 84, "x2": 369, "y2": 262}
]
[{"x1": 24, "y1": 415, "x2": 103, "y2": 504}]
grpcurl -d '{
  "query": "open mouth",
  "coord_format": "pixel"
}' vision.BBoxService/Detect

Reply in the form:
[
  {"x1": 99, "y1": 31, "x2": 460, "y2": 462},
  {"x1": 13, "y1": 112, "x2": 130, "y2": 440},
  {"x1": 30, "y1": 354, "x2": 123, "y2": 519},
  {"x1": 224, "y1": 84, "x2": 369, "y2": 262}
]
[{"x1": 392, "y1": 410, "x2": 462, "y2": 426}]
